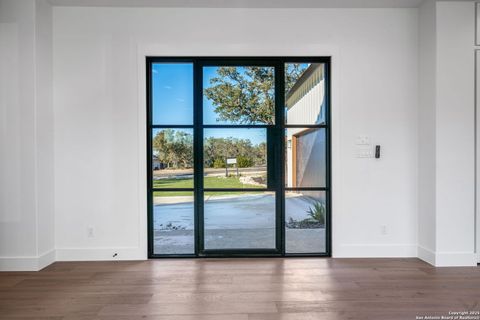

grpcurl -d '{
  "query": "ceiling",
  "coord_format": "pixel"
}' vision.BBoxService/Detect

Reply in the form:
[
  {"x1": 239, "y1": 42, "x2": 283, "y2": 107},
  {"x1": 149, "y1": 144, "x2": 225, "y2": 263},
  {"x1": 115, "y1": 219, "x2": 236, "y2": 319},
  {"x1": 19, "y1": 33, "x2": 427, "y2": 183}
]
[{"x1": 47, "y1": 0, "x2": 427, "y2": 8}]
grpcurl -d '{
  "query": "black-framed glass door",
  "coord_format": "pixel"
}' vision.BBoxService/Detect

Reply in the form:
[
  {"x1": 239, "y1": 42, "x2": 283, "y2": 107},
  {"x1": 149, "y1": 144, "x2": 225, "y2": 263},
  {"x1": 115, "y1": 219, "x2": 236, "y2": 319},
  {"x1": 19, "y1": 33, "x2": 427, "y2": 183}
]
[
  {"x1": 147, "y1": 57, "x2": 331, "y2": 258},
  {"x1": 199, "y1": 62, "x2": 281, "y2": 256}
]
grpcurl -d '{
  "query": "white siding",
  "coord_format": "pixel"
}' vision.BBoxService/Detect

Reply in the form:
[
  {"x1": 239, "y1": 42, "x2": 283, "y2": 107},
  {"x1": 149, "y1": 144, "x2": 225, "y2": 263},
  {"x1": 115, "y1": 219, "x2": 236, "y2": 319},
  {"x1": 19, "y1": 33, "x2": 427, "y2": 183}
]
[{"x1": 287, "y1": 79, "x2": 325, "y2": 125}]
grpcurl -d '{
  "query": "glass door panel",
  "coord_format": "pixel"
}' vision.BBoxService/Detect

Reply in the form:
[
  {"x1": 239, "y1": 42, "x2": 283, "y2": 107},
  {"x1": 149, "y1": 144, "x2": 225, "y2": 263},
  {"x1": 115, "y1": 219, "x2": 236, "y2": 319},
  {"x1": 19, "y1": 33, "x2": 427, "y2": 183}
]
[
  {"x1": 152, "y1": 63, "x2": 193, "y2": 125},
  {"x1": 201, "y1": 64, "x2": 278, "y2": 254},
  {"x1": 153, "y1": 191, "x2": 195, "y2": 255},
  {"x1": 284, "y1": 61, "x2": 329, "y2": 255},
  {"x1": 204, "y1": 191, "x2": 276, "y2": 250},
  {"x1": 203, "y1": 128, "x2": 267, "y2": 189},
  {"x1": 285, "y1": 190, "x2": 326, "y2": 253},
  {"x1": 152, "y1": 128, "x2": 194, "y2": 189},
  {"x1": 203, "y1": 66, "x2": 275, "y2": 125},
  {"x1": 285, "y1": 128, "x2": 326, "y2": 188}
]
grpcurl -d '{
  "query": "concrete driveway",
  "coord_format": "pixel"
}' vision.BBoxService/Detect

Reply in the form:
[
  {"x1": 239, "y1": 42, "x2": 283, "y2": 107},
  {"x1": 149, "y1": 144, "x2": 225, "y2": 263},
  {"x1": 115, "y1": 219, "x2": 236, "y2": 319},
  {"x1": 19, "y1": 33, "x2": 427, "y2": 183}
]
[{"x1": 153, "y1": 192, "x2": 326, "y2": 254}]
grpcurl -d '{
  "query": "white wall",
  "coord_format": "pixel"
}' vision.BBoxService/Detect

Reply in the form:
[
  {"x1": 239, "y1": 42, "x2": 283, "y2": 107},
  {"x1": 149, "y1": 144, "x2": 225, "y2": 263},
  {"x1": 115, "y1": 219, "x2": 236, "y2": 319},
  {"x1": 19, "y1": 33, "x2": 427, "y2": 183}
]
[
  {"x1": 35, "y1": 0, "x2": 55, "y2": 263},
  {"x1": 53, "y1": 6, "x2": 419, "y2": 260},
  {"x1": 475, "y1": 2, "x2": 480, "y2": 265},
  {"x1": 1, "y1": 1, "x2": 475, "y2": 268},
  {"x1": 436, "y1": 1, "x2": 475, "y2": 266},
  {"x1": 476, "y1": 3, "x2": 480, "y2": 46},
  {"x1": 0, "y1": 0, "x2": 55, "y2": 271},
  {"x1": 477, "y1": 49, "x2": 480, "y2": 263},
  {"x1": 417, "y1": 0, "x2": 437, "y2": 265},
  {"x1": 417, "y1": 1, "x2": 477, "y2": 267},
  {"x1": 0, "y1": 0, "x2": 37, "y2": 267}
]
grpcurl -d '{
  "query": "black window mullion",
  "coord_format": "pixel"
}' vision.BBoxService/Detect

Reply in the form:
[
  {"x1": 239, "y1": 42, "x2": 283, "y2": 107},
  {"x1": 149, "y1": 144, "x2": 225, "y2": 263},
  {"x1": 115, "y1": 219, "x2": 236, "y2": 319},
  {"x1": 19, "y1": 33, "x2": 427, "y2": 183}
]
[
  {"x1": 151, "y1": 125, "x2": 194, "y2": 129},
  {"x1": 202, "y1": 124, "x2": 272, "y2": 129},
  {"x1": 199, "y1": 59, "x2": 279, "y2": 67},
  {"x1": 152, "y1": 188, "x2": 195, "y2": 192},
  {"x1": 275, "y1": 61, "x2": 286, "y2": 256},
  {"x1": 194, "y1": 60, "x2": 204, "y2": 255},
  {"x1": 285, "y1": 124, "x2": 327, "y2": 129},
  {"x1": 146, "y1": 58, "x2": 154, "y2": 258},
  {"x1": 325, "y1": 58, "x2": 332, "y2": 255},
  {"x1": 285, "y1": 187, "x2": 329, "y2": 191},
  {"x1": 203, "y1": 188, "x2": 272, "y2": 192}
]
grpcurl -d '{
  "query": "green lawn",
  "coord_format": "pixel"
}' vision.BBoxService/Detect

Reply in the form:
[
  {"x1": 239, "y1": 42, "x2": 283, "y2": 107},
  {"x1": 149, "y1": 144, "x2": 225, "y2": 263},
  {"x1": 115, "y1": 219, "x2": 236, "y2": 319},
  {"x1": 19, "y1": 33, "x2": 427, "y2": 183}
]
[{"x1": 153, "y1": 176, "x2": 263, "y2": 197}]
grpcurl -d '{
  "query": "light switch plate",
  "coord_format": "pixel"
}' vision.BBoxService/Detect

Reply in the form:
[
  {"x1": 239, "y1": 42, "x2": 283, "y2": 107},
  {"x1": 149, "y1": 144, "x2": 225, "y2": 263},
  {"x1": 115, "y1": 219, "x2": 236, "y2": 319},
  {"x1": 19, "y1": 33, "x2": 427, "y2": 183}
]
[
  {"x1": 357, "y1": 148, "x2": 374, "y2": 158},
  {"x1": 356, "y1": 135, "x2": 370, "y2": 145}
]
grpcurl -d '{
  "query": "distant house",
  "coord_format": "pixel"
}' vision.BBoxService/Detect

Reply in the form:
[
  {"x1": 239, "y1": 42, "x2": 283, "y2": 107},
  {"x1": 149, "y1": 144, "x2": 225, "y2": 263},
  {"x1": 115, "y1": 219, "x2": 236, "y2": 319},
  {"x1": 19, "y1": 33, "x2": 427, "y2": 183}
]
[
  {"x1": 286, "y1": 64, "x2": 326, "y2": 188},
  {"x1": 152, "y1": 155, "x2": 162, "y2": 170}
]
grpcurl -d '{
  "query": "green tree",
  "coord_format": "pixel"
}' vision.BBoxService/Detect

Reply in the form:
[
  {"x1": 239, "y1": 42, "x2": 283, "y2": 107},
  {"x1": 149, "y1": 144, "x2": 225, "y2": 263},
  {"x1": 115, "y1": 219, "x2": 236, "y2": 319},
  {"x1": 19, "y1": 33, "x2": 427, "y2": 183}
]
[
  {"x1": 172, "y1": 130, "x2": 193, "y2": 168},
  {"x1": 203, "y1": 136, "x2": 265, "y2": 168},
  {"x1": 152, "y1": 129, "x2": 169, "y2": 166},
  {"x1": 204, "y1": 64, "x2": 308, "y2": 125},
  {"x1": 285, "y1": 63, "x2": 308, "y2": 94},
  {"x1": 152, "y1": 129, "x2": 193, "y2": 169}
]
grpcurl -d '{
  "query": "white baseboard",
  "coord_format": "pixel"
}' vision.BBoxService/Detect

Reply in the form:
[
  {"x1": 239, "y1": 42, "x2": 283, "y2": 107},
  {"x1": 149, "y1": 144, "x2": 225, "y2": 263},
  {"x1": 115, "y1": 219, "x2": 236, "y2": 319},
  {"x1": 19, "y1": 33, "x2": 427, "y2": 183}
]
[
  {"x1": 2, "y1": 246, "x2": 476, "y2": 270},
  {"x1": 417, "y1": 246, "x2": 477, "y2": 267},
  {"x1": 417, "y1": 246, "x2": 436, "y2": 265},
  {"x1": 38, "y1": 250, "x2": 56, "y2": 270},
  {"x1": 434, "y1": 251, "x2": 477, "y2": 267},
  {"x1": 0, "y1": 249, "x2": 56, "y2": 271},
  {"x1": 0, "y1": 247, "x2": 146, "y2": 270},
  {"x1": 55, "y1": 247, "x2": 146, "y2": 261},
  {"x1": 0, "y1": 255, "x2": 41, "y2": 271},
  {"x1": 332, "y1": 244, "x2": 417, "y2": 258}
]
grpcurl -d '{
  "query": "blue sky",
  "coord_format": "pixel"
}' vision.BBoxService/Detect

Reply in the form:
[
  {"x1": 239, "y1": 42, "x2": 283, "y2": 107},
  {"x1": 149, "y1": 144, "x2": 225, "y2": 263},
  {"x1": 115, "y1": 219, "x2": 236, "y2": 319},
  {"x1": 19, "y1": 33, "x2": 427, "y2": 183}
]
[
  {"x1": 203, "y1": 67, "x2": 222, "y2": 125},
  {"x1": 151, "y1": 64, "x2": 235, "y2": 125},
  {"x1": 152, "y1": 63, "x2": 193, "y2": 125},
  {"x1": 152, "y1": 63, "x2": 265, "y2": 145}
]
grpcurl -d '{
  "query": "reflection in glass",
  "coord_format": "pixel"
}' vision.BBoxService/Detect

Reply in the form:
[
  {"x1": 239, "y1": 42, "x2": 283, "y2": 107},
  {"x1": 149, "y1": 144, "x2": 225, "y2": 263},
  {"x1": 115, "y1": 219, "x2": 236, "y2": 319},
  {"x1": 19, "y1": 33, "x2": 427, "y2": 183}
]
[
  {"x1": 203, "y1": 66, "x2": 275, "y2": 125},
  {"x1": 153, "y1": 192, "x2": 194, "y2": 254},
  {"x1": 152, "y1": 63, "x2": 193, "y2": 125},
  {"x1": 152, "y1": 129, "x2": 193, "y2": 188},
  {"x1": 285, "y1": 63, "x2": 326, "y2": 125},
  {"x1": 285, "y1": 128, "x2": 326, "y2": 188},
  {"x1": 203, "y1": 128, "x2": 267, "y2": 189},
  {"x1": 285, "y1": 191, "x2": 326, "y2": 253},
  {"x1": 204, "y1": 192, "x2": 276, "y2": 250}
]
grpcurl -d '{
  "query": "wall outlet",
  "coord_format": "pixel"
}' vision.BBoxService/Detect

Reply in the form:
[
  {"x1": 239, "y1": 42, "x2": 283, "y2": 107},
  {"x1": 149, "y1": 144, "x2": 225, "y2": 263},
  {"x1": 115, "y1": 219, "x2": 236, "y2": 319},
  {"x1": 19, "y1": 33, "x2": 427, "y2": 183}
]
[
  {"x1": 87, "y1": 226, "x2": 95, "y2": 238},
  {"x1": 380, "y1": 225, "x2": 387, "y2": 235}
]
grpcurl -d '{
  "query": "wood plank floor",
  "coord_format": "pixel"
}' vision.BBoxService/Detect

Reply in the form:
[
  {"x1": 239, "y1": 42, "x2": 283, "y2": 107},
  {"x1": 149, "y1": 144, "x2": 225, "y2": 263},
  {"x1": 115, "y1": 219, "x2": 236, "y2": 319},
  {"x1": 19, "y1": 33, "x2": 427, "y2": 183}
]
[{"x1": 0, "y1": 258, "x2": 479, "y2": 319}]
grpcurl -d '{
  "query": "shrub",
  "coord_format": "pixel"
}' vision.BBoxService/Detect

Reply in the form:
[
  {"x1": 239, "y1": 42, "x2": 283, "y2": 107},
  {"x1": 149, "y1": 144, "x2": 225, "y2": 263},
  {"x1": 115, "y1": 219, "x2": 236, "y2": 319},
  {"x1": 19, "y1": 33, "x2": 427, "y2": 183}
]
[
  {"x1": 213, "y1": 158, "x2": 226, "y2": 168},
  {"x1": 307, "y1": 201, "x2": 326, "y2": 226},
  {"x1": 237, "y1": 156, "x2": 254, "y2": 168},
  {"x1": 285, "y1": 201, "x2": 326, "y2": 229}
]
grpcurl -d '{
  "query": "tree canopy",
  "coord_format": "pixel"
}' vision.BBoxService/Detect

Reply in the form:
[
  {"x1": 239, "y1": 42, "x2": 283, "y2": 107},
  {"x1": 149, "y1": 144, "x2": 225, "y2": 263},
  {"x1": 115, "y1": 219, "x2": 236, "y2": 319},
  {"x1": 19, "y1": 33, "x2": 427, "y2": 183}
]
[
  {"x1": 152, "y1": 129, "x2": 193, "y2": 169},
  {"x1": 204, "y1": 137, "x2": 266, "y2": 168},
  {"x1": 204, "y1": 64, "x2": 308, "y2": 125},
  {"x1": 152, "y1": 130, "x2": 266, "y2": 169}
]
